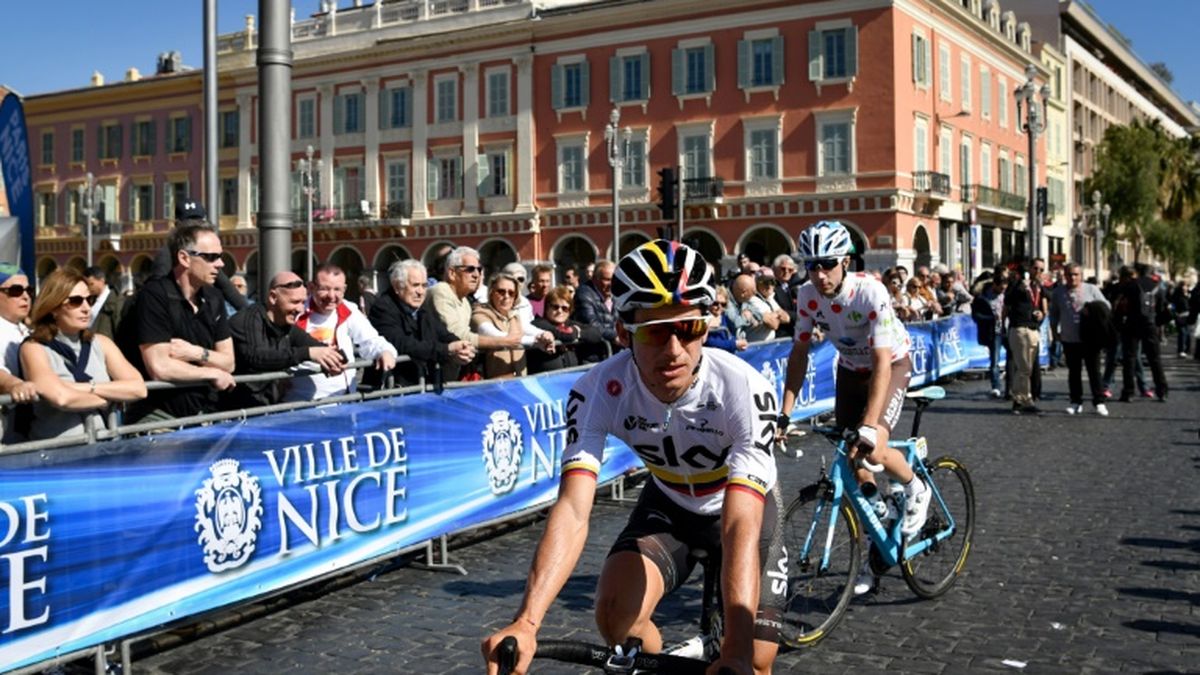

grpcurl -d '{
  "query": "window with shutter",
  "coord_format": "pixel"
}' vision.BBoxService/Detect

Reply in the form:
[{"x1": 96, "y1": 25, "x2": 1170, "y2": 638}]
[
  {"x1": 980, "y1": 68, "x2": 991, "y2": 119},
  {"x1": 939, "y1": 43, "x2": 952, "y2": 102},
  {"x1": 298, "y1": 99, "x2": 315, "y2": 138}
]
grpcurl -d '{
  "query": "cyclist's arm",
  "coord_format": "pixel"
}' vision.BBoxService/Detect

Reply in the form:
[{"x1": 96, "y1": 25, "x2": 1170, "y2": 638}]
[
  {"x1": 482, "y1": 469, "x2": 596, "y2": 674},
  {"x1": 717, "y1": 486, "x2": 766, "y2": 670},
  {"x1": 779, "y1": 338, "x2": 811, "y2": 420},
  {"x1": 860, "y1": 346, "x2": 894, "y2": 445}
]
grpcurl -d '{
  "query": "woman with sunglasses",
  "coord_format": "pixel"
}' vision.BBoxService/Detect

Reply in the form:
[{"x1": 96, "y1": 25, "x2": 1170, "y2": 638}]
[
  {"x1": 884, "y1": 269, "x2": 919, "y2": 322},
  {"x1": 778, "y1": 220, "x2": 928, "y2": 596},
  {"x1": 470, "y1": 273, "x2": 555, "y2": 378},
  {"x1": 483, "y1": 240, "x2": 786, "y2": 675},
  {"x1": 18, "y1": 269, "x2": 146, "y2": 441},
  {"x1": 704, "y1": 285, "x2": 748, "y2": 352},
  {"x1": 527, "y1": 286, "x2": 604, "y2": 373}
]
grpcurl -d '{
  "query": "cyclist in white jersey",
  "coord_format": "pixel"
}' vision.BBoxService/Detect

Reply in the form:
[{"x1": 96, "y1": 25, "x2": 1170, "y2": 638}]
[
  {"x1": 777, "y1": 221, "x2": 930, "y2": 593},
  {"x1": 483, "y1": 240, "x2": 784, "y2": 675}
]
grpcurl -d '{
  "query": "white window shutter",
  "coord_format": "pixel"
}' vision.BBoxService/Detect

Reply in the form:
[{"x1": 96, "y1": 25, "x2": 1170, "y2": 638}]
[
  {"x1": 609, "y1": 56, "x2": 621, "y2": 102},
  {"x1": 737, "y1": 39, "x2": 749, "y2": 89},
  {"x1": 477, "y1": 153, "x2": 490, "y2": 196},
  {"x1": 427, "y1": 160, "x2": 438, "y2": 202},
  {"x1": 772, "y1": 36, "x2": 784, "y2": 85},
  {"x1": 808, "y1": 30, "x2": 823, "y2": 82},
  {"x1": 924, "y1": 39, "x2": 932, "y2": 86}
]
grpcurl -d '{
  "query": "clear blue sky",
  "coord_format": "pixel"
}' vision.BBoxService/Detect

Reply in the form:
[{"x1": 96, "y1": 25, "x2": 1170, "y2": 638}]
[{"x1": 0, "y1": 0, "x2": 1197, "y2": 106}]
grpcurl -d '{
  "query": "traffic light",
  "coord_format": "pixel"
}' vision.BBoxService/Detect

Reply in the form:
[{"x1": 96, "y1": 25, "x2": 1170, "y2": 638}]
[{"x1": 656, "y1": 167, "x2": 677, "y2": 221}]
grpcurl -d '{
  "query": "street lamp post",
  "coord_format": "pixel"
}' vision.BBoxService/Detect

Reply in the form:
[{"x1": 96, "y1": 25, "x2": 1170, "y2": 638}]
[
  {"x1": 1015, "y1": 64, "x2": 1050, "y2": 262},
  {"x1": 298, "y1": 145, "x2": 322, "y2": 281},
  {"x1": 604, "y1": 108, "x2": 630, "y2": 259},
  {"x1": 79, "y1": 172, "x2": 96, "y2": 267}
]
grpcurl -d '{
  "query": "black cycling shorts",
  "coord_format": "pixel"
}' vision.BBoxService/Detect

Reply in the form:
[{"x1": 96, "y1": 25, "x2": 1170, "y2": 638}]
[
  {"x1": 607, "y1": 479, "x2": 787, "y2": 643},
  {"x1": 834, "y1": 355, "x2": 913, "y2": 434}
]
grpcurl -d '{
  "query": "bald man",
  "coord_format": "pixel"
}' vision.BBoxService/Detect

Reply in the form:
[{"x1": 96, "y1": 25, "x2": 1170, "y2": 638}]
[{"x1": 224, "y1": 272, "x2": 344, "y2": 409}]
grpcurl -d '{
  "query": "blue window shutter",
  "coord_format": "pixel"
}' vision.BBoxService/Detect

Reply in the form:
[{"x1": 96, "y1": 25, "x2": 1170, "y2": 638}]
[
  {"x1": 737, "y1": 39, "x2": 749, "y2": 88},
  {"x1": 356, "y1": 93, "x2": 366, "y2": 131},
  {"x1": 671, "y1": 48, "x2": 683, "y2": 95},
  {"x1": 148, "y1": 121, "x2": 157, "y2": 156},
  {"x1": 704, "y1": 44, "x2": 715, "y2": 92},
  {"x1": 772, "y1": 36, "x2": 784, "y2": 85},
  {"x1": 477, "y1": 153, "x2": 490, "y2": 196},
  {"x1": 639, "y1": 52, "x2": 650, "y2": 99},
  {"x1": 580, "y1": 60, "x2": 591, "y2": 108},
  {"x1": 808, "y1": 30, "x2": 823, "y2": 81},
  {"x1": 847, "y1": 26, "x2": 858, "y2": 77},
  {"x1": 427, "y1": 159, "x2": 438, "y2": 201},
  {"x1": 333, "y1": 94, "x2": 344, "y2": 134},
  {"x1": 610, "y1": 56, "x2": 621, "y2": 102},
  {"x1": 379, "y1": 89, "x2": 390, "y2": 129},
  {"x1": 551, "y1": 64, "x2": 563, "y2": 109}
]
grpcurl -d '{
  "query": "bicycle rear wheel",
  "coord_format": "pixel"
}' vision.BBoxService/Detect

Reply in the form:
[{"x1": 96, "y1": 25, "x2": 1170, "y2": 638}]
[
  {"x1": 779, "y1": 483, "x2": 861, "y2": 649},
  {"x1": 901, "y1": 455, "x2": 976, "y2": 599}
]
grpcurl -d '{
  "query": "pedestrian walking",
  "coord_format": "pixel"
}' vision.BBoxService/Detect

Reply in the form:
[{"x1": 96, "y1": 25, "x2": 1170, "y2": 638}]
[{"x1": 1050, "y1": 263, "x2": 1110, "y2": 416}]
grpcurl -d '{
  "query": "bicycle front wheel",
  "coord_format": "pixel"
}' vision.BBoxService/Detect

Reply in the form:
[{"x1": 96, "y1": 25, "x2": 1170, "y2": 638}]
[
  {"x1": 901, "y1": 455, "x2": 976, "y2": 599},
  {"x1": 779, "y1": 483, "x2": 861, "y2": 649}
]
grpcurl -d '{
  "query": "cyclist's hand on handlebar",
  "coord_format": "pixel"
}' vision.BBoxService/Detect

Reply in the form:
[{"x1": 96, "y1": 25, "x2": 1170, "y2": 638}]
[{"x1": 482, "y1": 622, "x2": 537, "y2": 675}]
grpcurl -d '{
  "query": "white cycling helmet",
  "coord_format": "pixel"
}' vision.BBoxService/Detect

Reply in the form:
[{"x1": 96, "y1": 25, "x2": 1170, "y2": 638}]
[
  {"x1": 797, "y1": 220, "x2": 855, "y2": 261},
  {"x1": 613, "y1": 239, "x2": 716, "y2": 321}
]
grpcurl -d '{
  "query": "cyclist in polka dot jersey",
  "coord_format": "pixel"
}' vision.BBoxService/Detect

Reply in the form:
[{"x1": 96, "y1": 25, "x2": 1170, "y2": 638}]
[{"x1": 777, "y1": 221, "x2": 929, "y2": 595}]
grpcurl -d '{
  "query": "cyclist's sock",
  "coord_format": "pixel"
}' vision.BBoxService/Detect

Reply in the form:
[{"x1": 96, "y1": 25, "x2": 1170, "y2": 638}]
[{"x1": 903, "y1": 476, "x2": 925, "y2": 496}]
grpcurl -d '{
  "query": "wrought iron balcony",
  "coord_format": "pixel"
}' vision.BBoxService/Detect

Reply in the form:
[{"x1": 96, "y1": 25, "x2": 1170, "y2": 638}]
[
  {"x1": 967, "y1": 184, "x2": 1026, "y2": 212},
  {"x1": 383, "y1": 201, "x2": 412, "y2": 219},
  {"x1": 913, "y1": 171, "x2": 951, "y2": 197},
  {"x1": 682, "y1": 176, "x2": 724, "y2": 202}
]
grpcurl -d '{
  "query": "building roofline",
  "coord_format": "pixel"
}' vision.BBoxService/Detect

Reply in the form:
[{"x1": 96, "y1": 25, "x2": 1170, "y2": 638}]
[
  {"x1": 1062, "y1": 0, "x2": 1199, "y2": 128},
  {"x1": 21, "y1": 70, "x2": 201, "y2": 102}
]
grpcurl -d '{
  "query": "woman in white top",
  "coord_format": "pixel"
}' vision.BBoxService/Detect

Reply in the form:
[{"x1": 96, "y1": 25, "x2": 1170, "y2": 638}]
[
  {"x1": 19, "y1": 268, "x2": 146, "y2": 441},
  {"x1": 470, "y1": 273, "x2": 554, "y2": 378}
]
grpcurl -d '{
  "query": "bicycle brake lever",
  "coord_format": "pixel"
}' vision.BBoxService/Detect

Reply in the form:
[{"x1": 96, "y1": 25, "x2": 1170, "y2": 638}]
[{"x1": 496, "y1": 636, "x2": 518, "y2": 675}]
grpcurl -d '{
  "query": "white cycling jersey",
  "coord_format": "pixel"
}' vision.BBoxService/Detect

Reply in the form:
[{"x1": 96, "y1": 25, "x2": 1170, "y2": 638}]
[
  {"x1": 794, "y1": 273, "x2": 911, "y2": 372},
  {"x1": 561, "y1": 348, "x2": 779, "y2": 515}
]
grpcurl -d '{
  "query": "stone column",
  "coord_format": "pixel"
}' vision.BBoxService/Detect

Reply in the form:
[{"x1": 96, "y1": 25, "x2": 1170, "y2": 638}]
[
  {"x1": 514, "y1": 55, "x2": 534, "y2": 213},
  {"x1": 318, "y1": 83, "x2": 335, "y2": 209},
  {"x1": 411, "y1": 69, "x2": 429, "y2": 219},
  {"x1": 363, "y1": 77, "x2": 381, "y2": 216},
  {"x1": 461, "y1": 62, "x2": 480, "y2": 215}
]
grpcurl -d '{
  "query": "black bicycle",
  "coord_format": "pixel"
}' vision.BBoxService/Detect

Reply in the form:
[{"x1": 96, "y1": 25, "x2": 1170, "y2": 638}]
[{"x1": 496, "y1": 549, "x2": 728, "y2": 674}]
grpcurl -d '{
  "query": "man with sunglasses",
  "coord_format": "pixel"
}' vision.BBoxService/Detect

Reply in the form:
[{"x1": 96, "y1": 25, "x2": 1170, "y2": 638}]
[
  {"x1": 0, "y1": 263, "x2": 38, "y2": 441},
  {"x1": 483, "y1": 240, "x2": 784, "y2": 675},
  {"x1": 777, "y1": 220, "x2": 928, "y2": 595},
  {"x1": 118, "y1": 223, "x2": 236, "y2": 423},
  {"x1": 427, "y1": 247, "x2": 523, "y2": 377},
  {"x1": 225, "y1": 272, "x2": 343, "y2": 408}
]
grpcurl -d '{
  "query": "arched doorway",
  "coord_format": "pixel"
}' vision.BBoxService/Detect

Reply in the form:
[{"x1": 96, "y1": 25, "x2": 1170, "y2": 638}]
[
  {"x1": 551, "y1": 235, "x2": 598, "y2": 284},
  {"x1": 479, "y1": 239, "x2": 518, "y2": 279},
  {"x1": 736, "y1": 225, "x2": 792, "y2": 267},
  {"x1": 681, "y1": 228, "x2": 724, "y2": 268},
  {"x1": 612, "y1": 231, "x2": 652, "y2": 259},
  {"x1": 913, "y1": 224, "x2": 933, "y2": 270},
  {"x1": 371, "y1": 245, "x2": 411, "y2": 290},
  {"x1": 328, "y1": 246, "x2": 366, "y2": 303}
]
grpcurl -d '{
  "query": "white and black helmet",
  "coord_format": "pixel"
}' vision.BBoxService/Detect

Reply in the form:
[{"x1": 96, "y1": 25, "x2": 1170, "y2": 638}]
[
  {"x1": 613, "y1": 240, "x2": 716, "y2": 321},
  {"x1": 797, "y1": 220, "x2": 855, "y2": 261}
]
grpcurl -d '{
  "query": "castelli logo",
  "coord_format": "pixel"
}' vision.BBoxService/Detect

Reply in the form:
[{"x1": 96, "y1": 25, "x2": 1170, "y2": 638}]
[{"x1": 606, "y1": 379, "x2": 623, "y2": 397}]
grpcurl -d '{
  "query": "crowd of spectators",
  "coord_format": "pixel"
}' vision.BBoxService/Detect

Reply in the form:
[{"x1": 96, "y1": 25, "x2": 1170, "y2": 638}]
[{"x1": 4, "y1": 201, "x2": 1199, "y2": 445}]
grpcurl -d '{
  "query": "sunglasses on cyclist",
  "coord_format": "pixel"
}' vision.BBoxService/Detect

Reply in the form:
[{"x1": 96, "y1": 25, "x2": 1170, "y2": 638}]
[
  {"x1": 63, "y1": 295, "x2": 98, "y2": 309},
  {"x1": 0, "y1": 285, "x2": 30, "y2": 298},
  {"x1": 271, "y1": 279, "x2": 305, "y2": 290},
  {"x1": 187, "y1": 250, "x2": 223, "y2": 263},
  {"x1": 624, "y1": 317, "x2": 710, "y2": 346},
  {"x1": 804, "y1": 258, "x2": 842, "y2": 272}
]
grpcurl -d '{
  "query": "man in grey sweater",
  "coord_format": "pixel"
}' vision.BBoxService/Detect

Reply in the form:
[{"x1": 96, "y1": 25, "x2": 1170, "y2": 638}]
[{"x1": 1050, "y1": 262, "x2": 1111, "y2": 416}]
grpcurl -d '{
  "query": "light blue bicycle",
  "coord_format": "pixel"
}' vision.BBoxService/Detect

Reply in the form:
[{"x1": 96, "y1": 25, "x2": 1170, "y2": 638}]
[{"x1": 779, "y1": 386, "x2": 976, "y2": 648}]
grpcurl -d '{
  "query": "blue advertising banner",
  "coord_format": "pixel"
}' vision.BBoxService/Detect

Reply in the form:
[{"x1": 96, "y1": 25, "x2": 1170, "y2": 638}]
[
  {"x1": 0, "y1": 94, "x2": 34, "y2": 276},
  {"x1": 0, "y1": 313, "x2": 1026, "y2": 670}
]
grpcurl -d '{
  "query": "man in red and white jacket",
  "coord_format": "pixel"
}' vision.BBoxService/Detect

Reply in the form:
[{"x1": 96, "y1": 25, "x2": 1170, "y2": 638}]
[{"x1": 286, "y1": 264, "x2": 397, "y2": 402}]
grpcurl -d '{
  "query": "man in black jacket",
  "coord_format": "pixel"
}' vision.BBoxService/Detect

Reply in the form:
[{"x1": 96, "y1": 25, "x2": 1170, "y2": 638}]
[
  {"x1": 369, "y1": 259, "x2": 475, "y2": 387},
  {"x1": 225, "y1": 271, "x2": 344, "y2": 409},
  {"x1": 1115, "y1": 264, "x2": 1168, "y2": 401}
]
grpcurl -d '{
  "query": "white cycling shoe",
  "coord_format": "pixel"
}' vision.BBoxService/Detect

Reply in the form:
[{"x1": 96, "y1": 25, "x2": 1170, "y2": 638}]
[
  {"x1": 852, "y1": 560, "x2": 876, "y2": 596},
  {"x1": 901, "y1": 479, "x2": 931, "y2": 537}
]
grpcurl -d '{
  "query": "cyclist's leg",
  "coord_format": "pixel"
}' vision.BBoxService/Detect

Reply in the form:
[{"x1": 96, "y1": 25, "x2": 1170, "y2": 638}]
[
  {"x1": 848, "y1": 358, "x2": 915, "y2": 484},
  {"x1": 596, "y1": 481, "x2": 696, "y2": 653}
]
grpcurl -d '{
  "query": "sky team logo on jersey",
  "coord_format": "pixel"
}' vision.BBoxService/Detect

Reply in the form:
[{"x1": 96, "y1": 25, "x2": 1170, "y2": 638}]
[{"x1": 482, "y1": 410, "x2": 524, "y2": 495}]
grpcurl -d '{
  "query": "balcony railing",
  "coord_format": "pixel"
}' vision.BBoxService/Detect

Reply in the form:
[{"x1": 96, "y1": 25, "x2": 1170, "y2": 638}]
[
  {"x1": 913, "y1": 171, "x2": 951, "y2": 197},
  {"x1": 383, "y1": 201, "x2": 412, "y2": 219},
  {"x1": 967, "y1": 184, "x2": 1026, "y2": 212},
  {"x1": 683, "y1": 176, "x2": 724, "y2": 202}
]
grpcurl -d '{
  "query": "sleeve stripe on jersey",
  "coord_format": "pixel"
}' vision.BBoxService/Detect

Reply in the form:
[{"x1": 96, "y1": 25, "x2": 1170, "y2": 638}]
[
  {"x1": 561, "y1": 457, "x2": 601, "y2": 477},
  {"x1": 727, "y1": 476, "x2": 769, "y2": 499}
]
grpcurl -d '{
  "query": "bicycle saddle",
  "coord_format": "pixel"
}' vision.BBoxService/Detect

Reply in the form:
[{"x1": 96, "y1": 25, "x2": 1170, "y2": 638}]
[{"x1": 906, "y1": 386, "x2": 946, "y2": 401}]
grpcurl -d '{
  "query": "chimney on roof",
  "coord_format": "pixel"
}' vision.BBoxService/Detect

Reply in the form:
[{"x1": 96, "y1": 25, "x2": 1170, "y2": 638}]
[
  {"x1": 91, "y1": 71, "x2": 105, "y2": 87},
  {"x1": 125, "y1": 67, "x2": 141, "y2": 82},
  {"x1": 157, "y1": 51, "x2": 183, "y2": 74}
]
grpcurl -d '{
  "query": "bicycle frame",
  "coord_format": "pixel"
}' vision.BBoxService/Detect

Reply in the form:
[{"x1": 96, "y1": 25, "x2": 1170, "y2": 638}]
[{"x1": 804, "y1": 435, "x2": 958, "y2": 572}]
